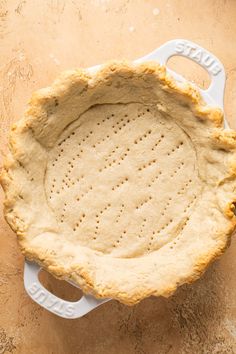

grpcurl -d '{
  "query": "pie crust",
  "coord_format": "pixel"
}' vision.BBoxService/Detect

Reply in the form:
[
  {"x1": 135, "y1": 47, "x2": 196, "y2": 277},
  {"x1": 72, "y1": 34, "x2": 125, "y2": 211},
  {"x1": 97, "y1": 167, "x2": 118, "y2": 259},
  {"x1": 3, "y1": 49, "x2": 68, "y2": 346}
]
[{"x1": 1, "y1": 62, "x2": 236, "y2": 304}]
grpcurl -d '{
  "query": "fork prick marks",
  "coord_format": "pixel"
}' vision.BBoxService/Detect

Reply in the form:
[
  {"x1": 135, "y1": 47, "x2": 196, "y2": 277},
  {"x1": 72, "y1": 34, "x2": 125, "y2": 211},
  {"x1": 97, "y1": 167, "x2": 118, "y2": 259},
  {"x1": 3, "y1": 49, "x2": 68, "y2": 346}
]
[
  {"x1": 151, "y1": 134, "x2": 165, "y2": 151},
  {"x1": 111, "y1": 177, "x2": 129, "y2": 191},
  {"x1": 138, "y1": 159, "x2": 157, "y2": 172},
  {"x1": 104, "y1": 145, "x2": 120, "y2": 162},
  {"x1": 135, "y1": 196, "x2": 152, "y2": 210},
  {"x1": 76, "y1": 185, "x2": 93, "y2": 202},
  {"x1": 93, "y1": 202, "x2": 112, "y2": 240},
  {"x1": 115, "y1": 204, "x2": 125, "y2": 223},
  {"x1": 73, "y1": 213, "x2": 86, "y2": 232},
  {"x1": 134, "y1": 129, "x2": 152, "y2": 144},
  {"x1": 99, "y1": 148, "x2": 131, "y2": 172},
  {"x1": 46, "y1": 102, "x2": 200, "y2": 256}
]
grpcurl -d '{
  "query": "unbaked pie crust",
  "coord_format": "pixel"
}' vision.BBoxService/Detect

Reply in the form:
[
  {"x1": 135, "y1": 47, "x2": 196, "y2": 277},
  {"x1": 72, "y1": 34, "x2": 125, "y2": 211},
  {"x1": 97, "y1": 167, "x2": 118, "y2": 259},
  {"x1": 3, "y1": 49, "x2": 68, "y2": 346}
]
[{"x1": 1, "y1": 62, "x2": 236, "y2": 304}]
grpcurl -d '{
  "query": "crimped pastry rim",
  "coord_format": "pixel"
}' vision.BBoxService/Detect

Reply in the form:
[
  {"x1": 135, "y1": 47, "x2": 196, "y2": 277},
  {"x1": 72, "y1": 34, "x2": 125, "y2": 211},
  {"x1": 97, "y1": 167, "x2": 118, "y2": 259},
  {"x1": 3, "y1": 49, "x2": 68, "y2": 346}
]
[{"x1": 1, "y1": 61, "x2": 236, "y2": 304}]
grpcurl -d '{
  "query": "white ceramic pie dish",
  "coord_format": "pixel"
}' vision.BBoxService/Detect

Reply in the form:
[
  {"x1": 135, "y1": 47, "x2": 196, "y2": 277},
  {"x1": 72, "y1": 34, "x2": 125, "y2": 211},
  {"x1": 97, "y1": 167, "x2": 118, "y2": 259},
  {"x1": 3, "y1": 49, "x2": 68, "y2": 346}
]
[{"x1": 24, "y1": 39, "x2": 227, "y2": 319}]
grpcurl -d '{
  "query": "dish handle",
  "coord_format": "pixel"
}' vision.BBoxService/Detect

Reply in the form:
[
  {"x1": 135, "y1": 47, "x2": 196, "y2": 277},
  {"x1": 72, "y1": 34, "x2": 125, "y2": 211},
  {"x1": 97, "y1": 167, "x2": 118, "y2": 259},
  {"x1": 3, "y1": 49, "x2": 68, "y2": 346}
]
[
  {"x1": 136, "y1": 39, "x2": 225, "y2": 108},
  {"x1": 24, "y1": 261, "x2": 108, "y2": 319}
]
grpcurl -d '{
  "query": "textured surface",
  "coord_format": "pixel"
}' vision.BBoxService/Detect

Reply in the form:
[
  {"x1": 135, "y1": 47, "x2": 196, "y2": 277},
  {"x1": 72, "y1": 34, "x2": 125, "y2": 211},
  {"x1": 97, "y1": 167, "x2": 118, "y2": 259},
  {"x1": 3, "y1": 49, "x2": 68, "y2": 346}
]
[
  {"x1": 1, "y1": 0, "x2": 236, "y2": 353},
  {"x1": 46, "y1": 102, "x2": 199, "y2": 255}
]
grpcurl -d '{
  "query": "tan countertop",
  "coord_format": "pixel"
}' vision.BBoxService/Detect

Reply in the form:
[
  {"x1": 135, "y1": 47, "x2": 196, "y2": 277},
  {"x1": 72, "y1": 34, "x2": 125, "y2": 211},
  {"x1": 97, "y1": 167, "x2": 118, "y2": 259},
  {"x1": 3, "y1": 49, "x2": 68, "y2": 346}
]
[{"x1": 1, "y1": 1, "x2": 236, "y2": 353}]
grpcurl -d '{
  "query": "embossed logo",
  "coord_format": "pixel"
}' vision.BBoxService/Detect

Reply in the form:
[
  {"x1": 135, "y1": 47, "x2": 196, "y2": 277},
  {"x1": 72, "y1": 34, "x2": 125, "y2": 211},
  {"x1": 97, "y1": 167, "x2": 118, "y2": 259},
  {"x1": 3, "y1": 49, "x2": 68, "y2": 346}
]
[
  {"x1": 175, "y1": 40, "x2": 222, "y2": 76},
  {"x1": 28, "y1": 282, "x2": 75, "y2": 317}
]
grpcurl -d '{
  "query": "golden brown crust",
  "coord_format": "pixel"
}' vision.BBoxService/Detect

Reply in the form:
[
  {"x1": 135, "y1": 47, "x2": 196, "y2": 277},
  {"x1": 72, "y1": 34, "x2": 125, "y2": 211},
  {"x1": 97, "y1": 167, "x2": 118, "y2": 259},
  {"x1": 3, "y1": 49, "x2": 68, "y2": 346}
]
[{"x1": 1, "y1": 61, "x2": 236, "y2": 305}]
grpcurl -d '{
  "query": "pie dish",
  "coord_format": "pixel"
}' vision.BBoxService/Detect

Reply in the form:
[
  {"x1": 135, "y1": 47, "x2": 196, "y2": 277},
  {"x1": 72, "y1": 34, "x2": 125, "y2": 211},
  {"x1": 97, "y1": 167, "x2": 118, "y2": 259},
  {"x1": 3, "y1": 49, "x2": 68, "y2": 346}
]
[{"x1": 1, "y1": 61, "x2": 236, "y2": 305}]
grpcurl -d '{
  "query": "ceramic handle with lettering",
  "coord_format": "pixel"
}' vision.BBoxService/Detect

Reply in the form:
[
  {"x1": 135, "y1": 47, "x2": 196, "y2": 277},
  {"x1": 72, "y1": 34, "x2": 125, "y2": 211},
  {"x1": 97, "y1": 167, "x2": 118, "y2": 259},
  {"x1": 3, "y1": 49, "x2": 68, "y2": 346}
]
[
  {"x1": 24, "y1": 261, "x2": 108, "y2": 319},
  {"x1": 136, "y1": 39, "x2": 226, "y2": 108}
]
